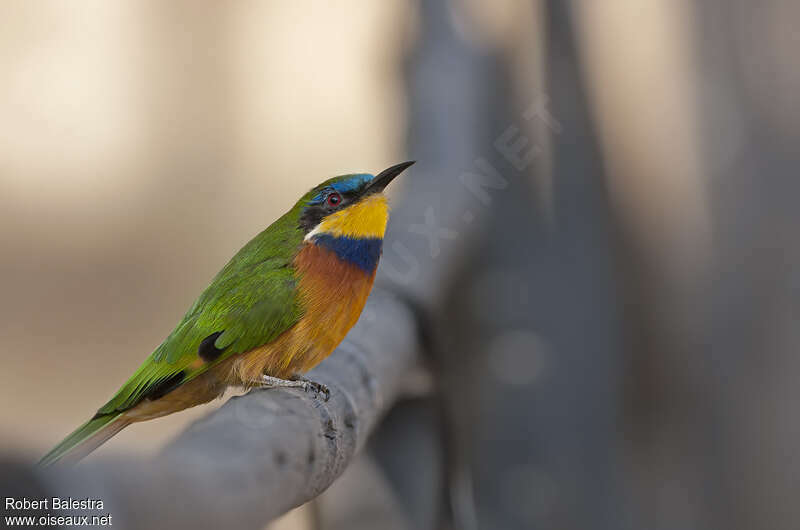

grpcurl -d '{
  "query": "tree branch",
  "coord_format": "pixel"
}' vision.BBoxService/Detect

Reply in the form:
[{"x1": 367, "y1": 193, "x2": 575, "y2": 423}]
[{"x1": 19, "y1": 288, "x2": 419, "y2": 529}]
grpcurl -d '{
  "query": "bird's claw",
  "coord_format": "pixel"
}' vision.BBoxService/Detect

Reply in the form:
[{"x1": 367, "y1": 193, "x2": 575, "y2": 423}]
[{"x1": 294, "y1": 377, "x2": 330, "y2": 401}]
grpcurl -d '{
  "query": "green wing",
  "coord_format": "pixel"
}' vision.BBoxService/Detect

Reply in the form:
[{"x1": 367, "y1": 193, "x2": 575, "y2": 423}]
[{"x1": 97, "y1": 212, "x2": 306, "y2": 416}]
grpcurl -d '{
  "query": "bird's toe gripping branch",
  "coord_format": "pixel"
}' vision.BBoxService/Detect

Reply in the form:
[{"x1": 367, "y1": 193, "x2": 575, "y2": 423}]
[
  {"x1": 291, "y1": 374, "x2": 331, "y2": 401},
  {"x1": 256, "y1": 374, "x2": 331, "y2": 402}
]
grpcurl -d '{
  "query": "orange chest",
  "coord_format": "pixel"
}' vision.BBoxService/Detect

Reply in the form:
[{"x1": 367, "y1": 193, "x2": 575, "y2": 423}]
[
  {"x1": 292, "y1": 241, "x2": 378, "y2": 358},
  {"x1": 232, "y1": 242, "x2": 378, "y2": 382}
]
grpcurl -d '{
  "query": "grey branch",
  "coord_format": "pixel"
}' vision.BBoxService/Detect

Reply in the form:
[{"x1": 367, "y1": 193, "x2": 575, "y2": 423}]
[{"x1": 22, "y1": 288, "x2": 419, "y2": 529}]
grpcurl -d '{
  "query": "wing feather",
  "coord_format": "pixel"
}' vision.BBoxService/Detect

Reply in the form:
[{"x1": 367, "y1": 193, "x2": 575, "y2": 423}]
[{"x1": 97, "y1": 257, "x2": 304, "y2": 415}]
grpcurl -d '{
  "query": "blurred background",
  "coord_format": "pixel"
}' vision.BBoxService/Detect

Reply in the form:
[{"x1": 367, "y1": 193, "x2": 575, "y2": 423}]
[{"x1": 1, "y1": 1, "x2": 799, "y2": 529}]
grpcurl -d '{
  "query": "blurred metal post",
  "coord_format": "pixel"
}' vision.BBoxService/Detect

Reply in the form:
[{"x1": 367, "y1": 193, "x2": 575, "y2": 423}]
[{"x1": 366, "y1": 1, "x2": 628, "y2": 529}]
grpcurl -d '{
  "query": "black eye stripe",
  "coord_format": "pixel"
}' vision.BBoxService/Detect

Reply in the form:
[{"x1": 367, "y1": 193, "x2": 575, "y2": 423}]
[{"x1": 299, "y1": 190, "x2": 360, "y2": 232}]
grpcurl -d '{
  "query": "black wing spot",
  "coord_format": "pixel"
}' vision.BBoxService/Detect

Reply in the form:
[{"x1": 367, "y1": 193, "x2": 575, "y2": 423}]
[
  {"x1": 198, "y1": 331, "x2": 226, "y2": 363},
  {"x1": 146, "y1": 371, "x2": 186, "y2": 401}
]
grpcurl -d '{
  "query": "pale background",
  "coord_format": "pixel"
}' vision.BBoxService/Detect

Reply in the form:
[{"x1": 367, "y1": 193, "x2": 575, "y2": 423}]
[
  {"x1": 0, "y1": 3, "x2": 409, "y2": 528},
  {"x1": 0, "y1": 0, "x2": 408, "y2": 456}
]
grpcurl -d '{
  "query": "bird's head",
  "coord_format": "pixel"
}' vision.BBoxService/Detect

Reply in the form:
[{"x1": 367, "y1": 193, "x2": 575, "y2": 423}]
[{"x1": 298, "y1": 161, "x2": 414, "y2": 241}]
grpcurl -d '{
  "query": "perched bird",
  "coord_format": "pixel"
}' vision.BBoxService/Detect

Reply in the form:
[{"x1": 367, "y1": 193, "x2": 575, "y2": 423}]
[{"x1": 39, "y1": 161, "x2": 414, "y2": 466}]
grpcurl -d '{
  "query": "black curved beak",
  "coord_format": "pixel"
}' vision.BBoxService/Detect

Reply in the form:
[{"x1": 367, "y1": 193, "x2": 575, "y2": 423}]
[{"x1": 364, "y1": 161, "x2": 415, "y2": 195}]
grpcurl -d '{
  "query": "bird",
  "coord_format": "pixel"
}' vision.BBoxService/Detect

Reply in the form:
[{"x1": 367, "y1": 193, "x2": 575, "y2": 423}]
[{"x1": 39, "y1": 161, "x2": 414, "y2": 466}]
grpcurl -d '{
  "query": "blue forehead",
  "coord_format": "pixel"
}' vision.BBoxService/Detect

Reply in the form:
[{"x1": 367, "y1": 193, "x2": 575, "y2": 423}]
[
  {"x1": 310, "y1": 173, "x2": 373, "y2": 203},
  {"x1": 332, "y1": 173, "x2": 372, "y2": 193}
]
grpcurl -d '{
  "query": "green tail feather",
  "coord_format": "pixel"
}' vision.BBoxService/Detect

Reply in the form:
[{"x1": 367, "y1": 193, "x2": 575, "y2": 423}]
[{"x1": 38, "y1": 413, "x2": 124, "y2": 467}]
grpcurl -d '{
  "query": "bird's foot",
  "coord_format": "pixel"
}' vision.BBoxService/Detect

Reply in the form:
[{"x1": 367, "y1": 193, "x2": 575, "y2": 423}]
[
  {"x1": 290, "y1": 374, "x2": 330, "y2": 402},
  {"x1": 257, "y1": 374, "x2": 330, "y2": 401}
]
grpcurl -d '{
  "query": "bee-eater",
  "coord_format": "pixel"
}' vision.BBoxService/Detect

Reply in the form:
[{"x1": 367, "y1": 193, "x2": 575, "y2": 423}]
[{"x1": 39, "y1": 161, "x2": 414, "y2": 466}]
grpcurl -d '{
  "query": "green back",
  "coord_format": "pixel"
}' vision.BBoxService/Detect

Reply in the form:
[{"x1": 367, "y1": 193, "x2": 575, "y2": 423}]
[{"x1": 96, "y1": 196, "x2": 313, "y2": 416}]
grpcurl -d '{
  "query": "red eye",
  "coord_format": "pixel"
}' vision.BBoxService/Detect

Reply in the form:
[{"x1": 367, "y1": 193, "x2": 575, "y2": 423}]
[{"x1": 326, "y1": 192, "x2": 342, "y2": 207}]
